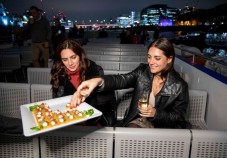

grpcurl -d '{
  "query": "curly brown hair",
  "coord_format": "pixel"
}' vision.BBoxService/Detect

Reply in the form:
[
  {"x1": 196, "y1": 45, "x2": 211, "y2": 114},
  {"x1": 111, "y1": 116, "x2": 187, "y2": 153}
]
[{"x1": 50, "y1": 39, "x2": 90, "y2": 95}]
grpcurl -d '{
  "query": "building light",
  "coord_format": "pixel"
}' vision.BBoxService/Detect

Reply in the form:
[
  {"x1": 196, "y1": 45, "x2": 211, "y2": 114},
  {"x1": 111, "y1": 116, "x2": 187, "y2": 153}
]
[{"x1": 2, "y1": 17, "x2": 8, "y2": 26}]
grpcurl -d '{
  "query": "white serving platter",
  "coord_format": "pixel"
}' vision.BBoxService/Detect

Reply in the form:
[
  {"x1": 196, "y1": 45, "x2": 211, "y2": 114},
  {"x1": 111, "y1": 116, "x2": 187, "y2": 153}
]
[{"x1": 20, "y1": 95, "x2": 102, "y2": 137}]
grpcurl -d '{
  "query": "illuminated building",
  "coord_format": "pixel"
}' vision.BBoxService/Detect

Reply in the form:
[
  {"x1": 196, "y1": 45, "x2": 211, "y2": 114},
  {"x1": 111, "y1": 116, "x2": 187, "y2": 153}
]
[
  {"x1": 176, "y1": 3, "x2": 227, "y2": 26},
  {"x1": 116, "y1": 14, "x2": 130, "y2": 27},
  {"x1": 0, "y1": 3, "x2": 9, "y2": 26},
  {"x1": 140, "y1": 4, "x2": 179, "y2": 26},
  {"x1": 116, "y1": 11, "x2": 140, "y2": 28}
]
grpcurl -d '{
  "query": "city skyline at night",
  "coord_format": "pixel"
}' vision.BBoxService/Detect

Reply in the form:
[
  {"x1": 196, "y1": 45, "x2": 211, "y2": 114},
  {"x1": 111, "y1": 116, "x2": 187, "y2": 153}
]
[{"x1": 1, "y1": 0, "x2": 227, "y2": 22}]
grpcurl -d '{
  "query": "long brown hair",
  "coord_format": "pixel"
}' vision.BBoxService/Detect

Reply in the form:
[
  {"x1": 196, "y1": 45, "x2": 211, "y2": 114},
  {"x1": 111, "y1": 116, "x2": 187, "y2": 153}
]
[
  {"x1": 147, "y1": 38, "x2": 175, "y2": 78},
  {"x1": 51, "y1": 39, "x2": 89, "y2": 94}
]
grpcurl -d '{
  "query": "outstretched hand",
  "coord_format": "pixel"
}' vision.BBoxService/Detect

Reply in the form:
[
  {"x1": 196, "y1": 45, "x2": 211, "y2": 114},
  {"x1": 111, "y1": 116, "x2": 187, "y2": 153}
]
[{"x1": 70, "y1": 77, "x2": 103, "y2": 108}]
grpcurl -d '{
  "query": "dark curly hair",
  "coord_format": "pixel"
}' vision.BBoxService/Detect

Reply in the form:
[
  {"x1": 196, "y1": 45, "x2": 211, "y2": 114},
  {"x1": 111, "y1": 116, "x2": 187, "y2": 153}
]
[{"x1": 50, "y1": 39, "x2": 89, "y2": 95}]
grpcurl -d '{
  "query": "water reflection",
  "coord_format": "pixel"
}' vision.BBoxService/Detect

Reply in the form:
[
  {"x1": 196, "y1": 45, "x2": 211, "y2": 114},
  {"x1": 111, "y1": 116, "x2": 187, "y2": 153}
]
[{"x1": 203, "y1": 47, "x2": 227, "y2": 58}]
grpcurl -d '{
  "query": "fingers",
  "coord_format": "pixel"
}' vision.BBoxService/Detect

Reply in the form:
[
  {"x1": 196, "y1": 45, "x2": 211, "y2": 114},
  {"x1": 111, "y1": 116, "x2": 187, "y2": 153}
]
[
  {"x1": 139, "y1": 113, "x2": 149, "y2": 117},
  {"x1": 77, "y1": 78, "x2": 101, "y2": 93},
  {"x1": 77, "y1": 82, "x2": 92, "y2": 95},
  {"x1": 70, "y1": 90, "x2": 87, "y2": 108},
  {"x1": 70, "y1": 92, "x2": 81, "y2": 108},
  {"x1": 80, "y1": 93, "x2": 88, "y2": 103},
  {"x1": 138, "y1": 104, "x2": 156, "y2": 117},
  {"x1": 70, "y1": 87, "x2": 91, "y2": 108},
  {"x1": 80, "y1": 87, "x2": 90, "y2": 97},
  {"x1": 70, "y1": 78, "x2": 102, "y2": 108}
]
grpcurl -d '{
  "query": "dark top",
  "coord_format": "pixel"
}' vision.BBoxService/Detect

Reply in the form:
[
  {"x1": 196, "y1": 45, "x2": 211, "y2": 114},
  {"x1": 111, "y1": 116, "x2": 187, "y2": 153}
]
[
  {"x1": 102, "y1": 63, "x2": 190, "y2": 128},
  {"x1": 24, "y1": 15, "x2": 51, "y2": 43},
  {"x1": 55, "y1": 60, "x2": 116, "y2": 126}
]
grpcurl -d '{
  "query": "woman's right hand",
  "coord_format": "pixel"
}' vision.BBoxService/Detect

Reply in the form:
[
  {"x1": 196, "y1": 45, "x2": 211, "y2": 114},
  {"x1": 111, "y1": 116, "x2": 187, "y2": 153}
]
[
  {"x1": 70, "y1": 77, "x2": 103, "y2": 108},
  {"x1": 138, "y1": 104, "x2": 156, "y2": 118}
]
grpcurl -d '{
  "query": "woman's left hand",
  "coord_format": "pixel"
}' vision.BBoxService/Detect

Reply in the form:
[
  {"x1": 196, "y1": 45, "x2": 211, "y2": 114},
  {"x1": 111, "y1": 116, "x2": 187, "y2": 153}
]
[{"x1": 138, "y1": 104, "x2": 156, "y2": 118}]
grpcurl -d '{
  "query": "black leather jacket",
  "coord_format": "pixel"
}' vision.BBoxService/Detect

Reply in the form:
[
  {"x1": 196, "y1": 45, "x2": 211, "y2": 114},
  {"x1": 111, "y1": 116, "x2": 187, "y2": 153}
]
[
  {"x1": 103, "y1": 63, "x2": 189, "y2": 128},
  {"x1": 55, "y1": 60, "x2": 116, "y2": 126}
]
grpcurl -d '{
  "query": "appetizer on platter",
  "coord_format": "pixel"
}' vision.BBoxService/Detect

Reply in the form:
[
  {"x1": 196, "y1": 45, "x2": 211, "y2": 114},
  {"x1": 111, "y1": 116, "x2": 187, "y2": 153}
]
[{"x1": 29, "y1": 103, "x2": 94, "y2": 131}]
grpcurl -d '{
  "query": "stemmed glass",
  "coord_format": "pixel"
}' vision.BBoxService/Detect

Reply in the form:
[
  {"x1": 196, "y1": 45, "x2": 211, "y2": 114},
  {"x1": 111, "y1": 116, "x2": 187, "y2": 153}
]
[
  {"x1": 139, "y1": 92, "x2": 149, "y2": 108},
  {"x1": 138, "y1": 91, "x2": 149, "y2": 122}
]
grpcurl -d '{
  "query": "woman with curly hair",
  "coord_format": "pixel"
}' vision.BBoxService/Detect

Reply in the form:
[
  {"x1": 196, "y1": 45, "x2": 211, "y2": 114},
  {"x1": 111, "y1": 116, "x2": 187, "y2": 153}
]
[{"x1": 51, "y1": 39, "x2": 116, "y2": 126}]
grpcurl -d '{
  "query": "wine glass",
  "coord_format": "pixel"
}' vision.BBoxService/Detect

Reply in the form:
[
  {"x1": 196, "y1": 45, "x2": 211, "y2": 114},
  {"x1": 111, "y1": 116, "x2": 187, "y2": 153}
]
[
  {"x1": 139, "y1": 92, "x2": 149, "y2": 108},
  {"x1": 138, "y1": 91, "x2": 149, "y2": 122}
]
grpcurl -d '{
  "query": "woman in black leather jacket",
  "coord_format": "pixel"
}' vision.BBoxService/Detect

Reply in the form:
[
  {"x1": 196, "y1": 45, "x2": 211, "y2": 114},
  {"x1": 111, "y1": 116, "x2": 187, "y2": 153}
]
[
  {"x1": 50, "y1": 39, "x2": 116, "y2": 126},
  {"x1": 71, "y1": 38, "x2": 190, "y2": 129}
]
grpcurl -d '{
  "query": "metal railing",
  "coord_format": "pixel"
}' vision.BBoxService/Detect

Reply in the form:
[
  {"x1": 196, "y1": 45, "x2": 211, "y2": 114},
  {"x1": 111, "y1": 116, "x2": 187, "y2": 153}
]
[{"x1": 174, "y1": 45, "x2": 227, "y2": 66}]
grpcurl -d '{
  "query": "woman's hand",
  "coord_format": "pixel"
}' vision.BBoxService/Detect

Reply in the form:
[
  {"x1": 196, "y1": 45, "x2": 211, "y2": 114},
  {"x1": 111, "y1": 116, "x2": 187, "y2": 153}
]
[
  {"x1": 138, "y1": 104, "x2": 156, "y2": 118},
  {"x1": 70, "y1": 90, "x2": 83, "y2": 108},
  {"x1": 70, "y1": 77, "x2": 103, "y2": 108}
]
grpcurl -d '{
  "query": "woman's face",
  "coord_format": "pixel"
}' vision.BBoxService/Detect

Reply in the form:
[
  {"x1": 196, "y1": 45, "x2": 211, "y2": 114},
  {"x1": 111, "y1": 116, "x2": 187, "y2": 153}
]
[
  {"x1": 61, "y1": 49, "x2": 80, "y2": 71},
  {"x1": 147, "y1": 46, "x2": 172, "y2": 75}
]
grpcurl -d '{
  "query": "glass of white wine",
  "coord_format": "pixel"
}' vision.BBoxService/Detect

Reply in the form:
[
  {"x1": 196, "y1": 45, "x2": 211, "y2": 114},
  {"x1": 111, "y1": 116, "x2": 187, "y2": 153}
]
[
  {"x1": 138, "y1": 91, "x2": 149, "y2": 122},
  {"x1": 139, "y1": 92, "x2": 149, "y2": 108}
]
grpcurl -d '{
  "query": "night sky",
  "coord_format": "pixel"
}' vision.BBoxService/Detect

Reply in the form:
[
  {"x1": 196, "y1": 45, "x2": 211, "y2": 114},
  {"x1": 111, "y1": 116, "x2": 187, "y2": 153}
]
[{"x1": 1, "y1": 0, "x2": 227, "y2": 22}]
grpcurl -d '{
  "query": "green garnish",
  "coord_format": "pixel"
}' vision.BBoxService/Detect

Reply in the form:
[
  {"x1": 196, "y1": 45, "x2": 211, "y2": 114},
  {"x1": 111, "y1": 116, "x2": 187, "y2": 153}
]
[
  {"x1": 29, "y1": 105, "x2": 39, "y2": 111},
  {"x1": 83, "y1": 109, "x2": 94, "y2": 116},
  {"x1": 88, "y1": 109, "x2": 94, "y2": 115},
  {"x1": 30, "y1": 126, "x2": 43, "y2": 131}
]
